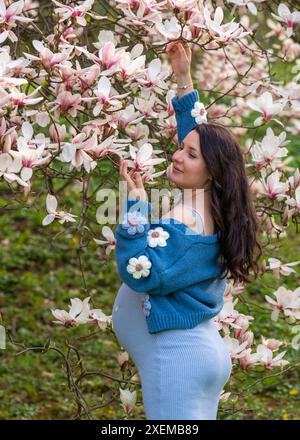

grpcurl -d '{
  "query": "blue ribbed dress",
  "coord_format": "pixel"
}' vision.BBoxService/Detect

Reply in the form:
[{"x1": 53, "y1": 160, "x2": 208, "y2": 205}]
[{"x1": 112, "y1": 203, "x2": 232, "y2": 420}]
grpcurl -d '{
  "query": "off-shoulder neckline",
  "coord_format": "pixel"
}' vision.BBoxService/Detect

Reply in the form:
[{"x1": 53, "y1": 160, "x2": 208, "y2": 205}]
[{"x1": 151, "y1": 217, "x2": 220, "y2": 244}]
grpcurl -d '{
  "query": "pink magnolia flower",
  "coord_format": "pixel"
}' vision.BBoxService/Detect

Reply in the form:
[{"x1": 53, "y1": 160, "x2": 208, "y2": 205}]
[
  {"x1": 261, "y1": 170, "x2": 289, "y2": 200},
  {"x1": 0, "y1": 0, "x2": 31, "y2": 24},
  {"x1": 8, "y1": 86, "x2": 43, "y2": 108},
  {"x1": 248, "y1": 91, "x2": 286, "y2": 126},
  {"x1": 285, "y1": 186, "x2": 300, "y2": 215},
  {"x1": 42, "y1": 194, "x2": 77, "y2": 226},
  {"x1": 82, "y1": 76, "x2": 130, "y2": 116},
  {"x1": 119, "y1": 0, "x2": 162, "y2": 26},
  {"x1": 266, "y1": 257, "x2": 300, "y2": 277},
  {"x1": 203, "y1": 6, "x2": 251, "y2": 45},
  {"x1": 250, "y1": 127, "x2": 289, "y2": 170},
  {"x1": 256, "y1": 344, "x2": 289, "y2": 369},
  {"x1": 53, "y1": 90, "x2": 84, "y2": 118},
  {"x1": 119, "y1": 388, "x2": 137, "y2": 417},
  {"x1": 25, "y1": 40, "x2": 71, "y2": 70},
  {"x1": 223, "y1": 335, "x2": 249, "y2": 360},
  {"x1": 0, "y1": 50, "x2": 28, "y2": 87},
  {"x1": 59, "y1": 133, "x2": 97, "y2": 172},
  {"x1": 117, "y1": 46, "x2": 146, "y2": 80},
  {"x1": 127, "y1": 142, "x2": 166, "y2": 175},
  {"x1": 261, "y1": 336, "x2": 283, "y2": 351},
  {"x1": 271, "y1": 3, "x2": 300, "y2": 38},
  {"x1": 265, "y1": 286, "x2": 300, "y2": 321},
  {"x1": 238, "y1": 349, "x2": 261, "y2": 370},
  {"x1": 136, "y1": 58, "x2": 169, "y2": 94},
  {"x1": 89, "y1": 309, "x2": 112, "y2": 330},
  {"x1": 53, "y1": 0, "x2": 105, "y2": 26},
  {"x1": 93, "y1": 226, "x2": 116, "y2": 255},
  {"x1": 51, "y1": 297, "x2": 92, "y2": 327}
]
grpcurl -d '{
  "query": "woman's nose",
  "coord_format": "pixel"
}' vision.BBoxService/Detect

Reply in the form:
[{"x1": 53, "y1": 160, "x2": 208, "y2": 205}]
[{"x1": 172, "y1": 150, "x2": 183, "y2": 162}]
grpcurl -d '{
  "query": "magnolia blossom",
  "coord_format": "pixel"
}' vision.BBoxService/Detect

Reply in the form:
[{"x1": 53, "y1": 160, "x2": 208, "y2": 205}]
[
  {"x1": 42, "y1": 194, "x2": 77, "y2": 226},
  {"x1": 285, "y1": 186, "x2": 300, "y2": 215},
  {"x1": 237, "y1": 349, "x2": 261, "y2": 370},
  {"x1": 53, "y1": 0, "x2": 105, "y2": 26},
  {"x1": 203, "y1": 6, "x2": 250, "y2": 45},
  {"x1": 89, "y1": 309, "x2": 112, "y2": 330},
  {"x1": 265, "y1": 286, "x2": 300, "y2": 321},
  {"x1": 119, "y1": 388, "x2": 137, "y2": 416},
  {"x1": 219, "y1": 390, "x2": 231, "y2": 403},
  {"x1": 228, "y1": 0, "x2": 266, "y2": 16},
  {"x1": 256, "y1": 344, "x2": 289, "y2": 369},
  {"x1": 0, "y1": 152, "x2": 28, "y2": 187},
  {"x1": 250, "y1": 127, "x2": 289, "y2": 170},
  {"x1": 271, "y1": 3, "x2": 300, "y2": 38},
  {"x1": 0, "y1": 0, "x2": 33, "y2": 42},
  {"x1": 82, "y1": 75, "x2": 130, "y2": 116},
  {"x1": 248, "y1": 91, "x2": 286, "y2": 126},
  {"x1": 8, "y1": 86, "x2": 43, "y2": 108},
  {"x1": 136, "y1": 58, "x2": 169, "y2": 95},
  {"x1": 261, "y1": 170, "x2": 289, "y2": 200},
  {"x1": 127, "y1": 142, "x2": 166, "y2": 175},
  {"x1": 59, "y1": 133, "x2": 97, "y2": 173},
  {"x1": 261, "y1": 336, "x2": 283, "y2": 351},
  {"x1": 266, "y1": 257, "x2": 300, "y2": 277},
  {"x1": 223, "y1": 335, "x2": 249, "y2": 360},
  {"x1": 94, "y1": 226, "x2": 116, "y2": 255},
  {"x1": 51, "y1": 297, "x2": 92, "y2": 327},
  {"x1": 214, "y1": 298, "x2": 241, "y2": 334},
  {"x1": 24, "y1": 40, "x2": 71, "y2": 69},
  {"x1": 0, "y1": 50, "x2": 28, "y2": 87},
  {"x1": 155, "y1": 16, "x2": 181, "y2": 40}
]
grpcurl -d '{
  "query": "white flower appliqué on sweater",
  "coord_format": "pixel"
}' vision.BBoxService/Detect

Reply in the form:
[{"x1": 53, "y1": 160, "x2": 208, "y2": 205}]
[
  {"x1": 147, "y1": 227, "x2": 170, "y2": 248},
  {"x1": 126, "y1": 255, "x2": 152, "y2": 279}
]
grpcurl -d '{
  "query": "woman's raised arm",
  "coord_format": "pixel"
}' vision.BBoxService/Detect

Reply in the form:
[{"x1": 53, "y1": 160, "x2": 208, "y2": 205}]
[{"x1": 166, "y1": 40, "x2": 193, "y2": 98}]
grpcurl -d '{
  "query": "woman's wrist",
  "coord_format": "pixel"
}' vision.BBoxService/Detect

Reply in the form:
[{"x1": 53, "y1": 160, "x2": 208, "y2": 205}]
[{"x1": 176, "y1": 73, "x2": 192, "y2": 86}]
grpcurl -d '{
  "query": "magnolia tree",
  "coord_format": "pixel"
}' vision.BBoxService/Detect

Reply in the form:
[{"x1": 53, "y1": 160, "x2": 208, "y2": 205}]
[{"x1": 1, "y1": 0, "x2": 300, "y2": 419}]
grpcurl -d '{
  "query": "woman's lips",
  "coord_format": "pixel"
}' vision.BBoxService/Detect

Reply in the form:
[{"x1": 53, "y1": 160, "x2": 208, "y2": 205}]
[{"x1": 173, "y1": 165, "x2": 183, "y2": 173}]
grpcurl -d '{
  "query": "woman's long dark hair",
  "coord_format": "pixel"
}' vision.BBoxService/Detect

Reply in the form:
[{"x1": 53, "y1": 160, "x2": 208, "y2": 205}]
[{"x1": 194, "y1": 123, "x2": 262, "y2": 285}]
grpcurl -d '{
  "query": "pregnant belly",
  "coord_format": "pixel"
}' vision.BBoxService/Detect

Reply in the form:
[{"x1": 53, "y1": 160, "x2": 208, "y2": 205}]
[{"x1": 111, "y1": 283, "x2": 152, "y2": 360}]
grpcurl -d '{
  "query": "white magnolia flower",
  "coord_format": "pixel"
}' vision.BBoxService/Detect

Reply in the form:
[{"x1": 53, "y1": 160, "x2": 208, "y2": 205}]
[
  {"x1": 203, "y1": 6, "x2": 250, "y2": 45},
  {"x1": 265, "y1": 286, "x2": 300, "y2": 321},
  {"x1": 42, "y1": 194, "x2": 77, "y2": 226},
  {"x1": 267, "y1": 257, "x2": 300, "y2": 276},
  {"x1": 126, "y1": 255, "x2": 152, "y2": 279},
  {"x1": 248, "y1": 91, "x2": 286, "y2": 126},
  {"x1": 191, "y1": 101, "x2": 207, "y2": 124},
  {"x1": 250, "y1": 127, "x2": 289, "y2": 170},
  {"x1": 256, "y1": 344, "x2": 289, "y2": 369},
  {"x1": 223, "y1": 335, "x2": 249, "y2": 360},
  {"x1": 119, "y1": 388, "x2": 137, "y2": 416},
  {"x1": 285, "y1": 186, "x2": 300, "y2": 214},
  {"x1": 155, "y1": 16, "x2": 181, "y2": 40},
  {"x1": 51, "y1": 297, "x2": 92, "y2": 327},
  {"x1": 0, "y1": 152, "x2": 28, "y2": 187},
  {"x1": 147, "y1": 227, "x2": 170, "y2": 247},
  {"x1": 89, "y1": 309, "x2": 112, "y2": 330},
  {"x1": 271, "y1": 3, "x2": 300, "y2": 38},
  {"x1": 228, "y1": 0, "x2": 265, "y2": 16},
  {"x1": 93, "y1": 226, "x2": 116, "y2": 255},
  {"x1": 261, "y1": 170, "x2": 289, "y2": 200}
]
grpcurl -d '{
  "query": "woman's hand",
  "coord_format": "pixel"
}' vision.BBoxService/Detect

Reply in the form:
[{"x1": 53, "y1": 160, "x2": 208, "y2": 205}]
[
  {"x1": 165, "y1": 40, "x2": 192, "y2": 80},
  {"x1": 119, "y1": 158, "x2": 148, "y2": 202}
]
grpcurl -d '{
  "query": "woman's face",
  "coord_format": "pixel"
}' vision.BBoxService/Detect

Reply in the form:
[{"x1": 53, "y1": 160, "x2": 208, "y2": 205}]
[{"x1": 169, "y1": 130, "x2": 211, "y2": 190}]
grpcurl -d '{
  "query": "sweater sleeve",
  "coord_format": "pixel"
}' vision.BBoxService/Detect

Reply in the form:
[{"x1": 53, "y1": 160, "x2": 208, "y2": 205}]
[
  {"x1": 171, "y1": 89, "x2": 200, "y2": 145},
  {"x1": 114, "y1": 198, "x2": 194, "y2": 295}
]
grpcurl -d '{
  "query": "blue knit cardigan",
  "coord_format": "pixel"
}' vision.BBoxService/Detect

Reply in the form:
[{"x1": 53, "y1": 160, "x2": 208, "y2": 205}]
[{"x1": 114, "y1": 89, "x2": 227, "y2": 334}]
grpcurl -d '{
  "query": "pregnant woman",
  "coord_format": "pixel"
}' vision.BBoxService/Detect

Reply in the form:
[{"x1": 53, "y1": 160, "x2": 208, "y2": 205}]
[{"x1": 112, "y1": 41, "x2": 261, "y2": 420}]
